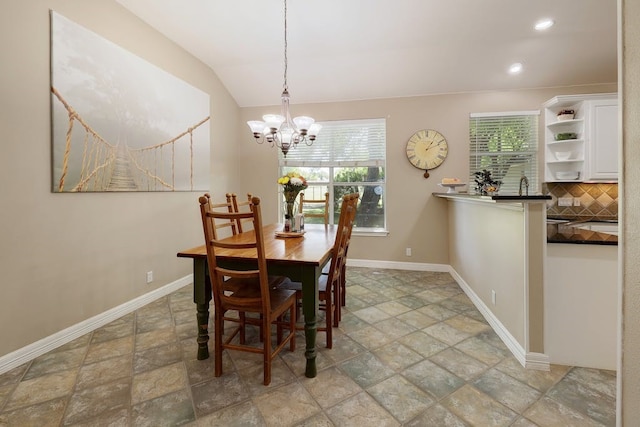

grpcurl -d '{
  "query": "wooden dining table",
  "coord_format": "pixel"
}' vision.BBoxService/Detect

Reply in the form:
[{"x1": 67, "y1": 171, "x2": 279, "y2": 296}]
[{"x1": 177, "y1": 223, "x2": 336, "y2": 378}]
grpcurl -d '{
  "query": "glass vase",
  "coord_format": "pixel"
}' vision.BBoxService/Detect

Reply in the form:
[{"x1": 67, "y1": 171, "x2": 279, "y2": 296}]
[{"x1": 285, "y1": 200, "x2": 296, "y2": 219}]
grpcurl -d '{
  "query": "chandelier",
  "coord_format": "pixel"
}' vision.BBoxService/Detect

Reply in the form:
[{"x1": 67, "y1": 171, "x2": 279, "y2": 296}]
[{"x1": 246, "y1": 0, "x2": 321, "y2": 157}]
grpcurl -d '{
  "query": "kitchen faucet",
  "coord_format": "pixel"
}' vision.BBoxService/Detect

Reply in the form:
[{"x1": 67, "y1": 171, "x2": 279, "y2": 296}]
[{"x1": 519, "y1": 173, "x2": 529, "y2": 196}]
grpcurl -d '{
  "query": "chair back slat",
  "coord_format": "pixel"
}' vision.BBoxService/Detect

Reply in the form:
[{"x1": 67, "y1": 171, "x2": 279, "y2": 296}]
[
  {"x1": 299, "y1": 192, "x2": 329, "y2": 225},
  {"x1": 228, "y1": 193, "x2": 253, "y2": 233}
]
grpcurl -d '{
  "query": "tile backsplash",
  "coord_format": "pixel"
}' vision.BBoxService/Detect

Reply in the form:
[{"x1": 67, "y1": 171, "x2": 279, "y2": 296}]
[{"x1": 545, "y1": 182, "x2": 618, "y2": 220}]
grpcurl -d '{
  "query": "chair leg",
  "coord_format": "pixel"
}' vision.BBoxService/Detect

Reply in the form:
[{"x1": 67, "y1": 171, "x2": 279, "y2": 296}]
[
  {"x1": 325, "y1": 296, "x2": 333, "y2": 349},
  {"x1": 341, "y1": 265, "x2": 347, "y2": 307},
  {"x1": 263, "y1": 316, "x2": 271, "y2": 386},
  {"x1": 239, "y1": 312, "x2": 246, "y2": 344},
  {"x1": 276, "y1": 316, "x2": 283, "y2": 344},
  {"x1": 333, "y1": 284, "x2": 341, "y2": 327},
  {"x1": 290, "y1": 303, "x2": 296, "y2": 352},
  {"x1": 214, "y1": 312, "x2": 224, "y2": 377}
]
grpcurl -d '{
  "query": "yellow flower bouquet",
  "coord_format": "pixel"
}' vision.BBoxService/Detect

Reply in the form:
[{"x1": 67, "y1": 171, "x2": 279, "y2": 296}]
[{"x1": 278, "y1": 171, "x2": 308, "y2": 219}]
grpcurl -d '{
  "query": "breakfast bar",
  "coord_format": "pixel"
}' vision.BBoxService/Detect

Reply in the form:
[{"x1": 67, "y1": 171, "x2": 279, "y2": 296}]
[{"x1": 434, "y1": 192, "x2": 551, "y2": 370}]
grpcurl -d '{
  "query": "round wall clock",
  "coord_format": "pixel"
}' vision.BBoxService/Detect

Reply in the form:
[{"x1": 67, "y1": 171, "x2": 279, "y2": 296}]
[{"x1": 405, "y1": 129, "x2": 449, "y2": 178}]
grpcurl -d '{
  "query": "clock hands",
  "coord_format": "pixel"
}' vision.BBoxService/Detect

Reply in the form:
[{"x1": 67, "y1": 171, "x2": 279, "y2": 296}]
[{"x1": 423, "y1": 138, "x2": 444, "y2": 153}]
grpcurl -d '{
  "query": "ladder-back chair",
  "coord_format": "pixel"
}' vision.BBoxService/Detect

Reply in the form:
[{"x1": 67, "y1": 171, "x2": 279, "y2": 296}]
[
  {"x1": 299, "y1": 192, "x2": 330, "y2": 225},
  {"x1": 277, "y1": 193, "x2": 359, "y2": 348},
  {"x1": 199, "y1": 195, "x2": 297, "y2": 385}
]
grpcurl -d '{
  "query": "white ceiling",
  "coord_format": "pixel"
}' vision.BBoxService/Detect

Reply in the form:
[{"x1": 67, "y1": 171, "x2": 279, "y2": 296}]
[{"x1": 115, "y1": 0, "x2": 617, "y2": 108}]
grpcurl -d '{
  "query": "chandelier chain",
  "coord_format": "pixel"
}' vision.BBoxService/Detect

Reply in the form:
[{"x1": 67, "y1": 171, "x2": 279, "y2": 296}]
[{"x1": 283, "y1": 0, "x2": 288, "y2": 91}]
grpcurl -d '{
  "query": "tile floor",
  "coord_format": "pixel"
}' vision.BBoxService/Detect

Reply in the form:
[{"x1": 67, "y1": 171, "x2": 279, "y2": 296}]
[{"x1": 0, "y1": 268, "x2": 616, "y2": 426}]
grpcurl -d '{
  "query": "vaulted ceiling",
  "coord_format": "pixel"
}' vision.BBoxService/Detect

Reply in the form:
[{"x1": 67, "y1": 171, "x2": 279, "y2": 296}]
[{"x1": 116, "y1": 0, "x2": 617, "y2": 107}]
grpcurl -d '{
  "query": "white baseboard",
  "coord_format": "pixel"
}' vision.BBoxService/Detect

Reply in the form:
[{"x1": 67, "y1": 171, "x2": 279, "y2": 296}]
[
  {"x1": 448, "y1": 268, "x2": 550, "y2": 371},
  {"x1": 347, "y1": 258, "x2": 450, "y2": 272},
  {"x1": 0, "y1": 275, "x2": 192, "y2": 376}
]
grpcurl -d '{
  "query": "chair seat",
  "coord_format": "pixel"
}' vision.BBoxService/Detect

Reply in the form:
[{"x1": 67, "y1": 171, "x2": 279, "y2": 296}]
[
  {"x1": 224, "y1": 275, "x2": 294, "y2": 293},
  {"x1": 225, "y1": 278, "x2": 297, "y2": 311},
  {"x1": 276, "y1": 276, "x2": 328, "y2": 294}
]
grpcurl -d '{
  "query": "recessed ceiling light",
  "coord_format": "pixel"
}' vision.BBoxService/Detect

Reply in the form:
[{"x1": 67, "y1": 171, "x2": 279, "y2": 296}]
[
  {"x1": 535, "y1": 18, "x2": 554, "y2": 31},
  {"x1": 509, "y1": 63, "x2": 523, "y2": 74}
]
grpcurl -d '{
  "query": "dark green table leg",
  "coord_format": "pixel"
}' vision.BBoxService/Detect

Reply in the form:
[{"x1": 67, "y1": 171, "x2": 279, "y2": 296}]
[
  {"x1": 192, "y1": 258, "x2": 211, "y2": 360},
  {"x1": 301, "y1": 266, "x2": 320, "y2": 378}
]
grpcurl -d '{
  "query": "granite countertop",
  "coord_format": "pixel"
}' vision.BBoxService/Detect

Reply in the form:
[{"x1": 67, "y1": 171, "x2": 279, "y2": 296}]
[
  {"x1": 546, "y1": 217, "x2": 618, "y2": 246},
  {"x1": 433, "y1": 192, "x2": 552, "y2": 202}
]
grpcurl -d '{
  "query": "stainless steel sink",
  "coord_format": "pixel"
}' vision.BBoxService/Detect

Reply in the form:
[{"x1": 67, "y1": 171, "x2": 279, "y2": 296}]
[
  {"x1": 570, "y1": 222, "x2": 618, "y2": 236},
  {"x1": 546, "y1": 218, "x2": 570, "y2": 224},
  {"x1": 547, "y1": 218, "x2": 619, "y2": 236}
]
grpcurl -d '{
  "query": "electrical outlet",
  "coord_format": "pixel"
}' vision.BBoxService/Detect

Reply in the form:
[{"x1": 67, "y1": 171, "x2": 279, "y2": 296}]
[
  {"x1": 491, "y1": 290, "x2": 496, "y2": 305},
  {"x1": 558, "y1": 197, "x2": 573, "y2": 207},
  {"x1": 573, "y1": 197, "x2": 581, "y2": 207},
  {"x1": 146, "y1": 271, "x2": 153, "y2": 284},
  {"x1": 405, "y1": 247, "x2": 412, "y2": 257}
]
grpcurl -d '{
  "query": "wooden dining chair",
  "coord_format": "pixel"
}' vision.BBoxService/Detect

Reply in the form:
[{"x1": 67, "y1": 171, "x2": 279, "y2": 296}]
[
  {"x1": 203, "y1": 193, "x2": 237, "y2": 238},
  {"x1": 228, "y1": 193, "x2": 253, "y2": 233},
  {"x1": 276, "y1": 193, "x2": 358, "y2": 349},
  {"x1": 299, "y1": 192, "x2": 330, "y2": 225},
  {"x1": 199, "y1": 195, "x2": 297, "y2": 385},
  {"x1": 321, "y1": 193, "x2": 358, "y2": 317}
]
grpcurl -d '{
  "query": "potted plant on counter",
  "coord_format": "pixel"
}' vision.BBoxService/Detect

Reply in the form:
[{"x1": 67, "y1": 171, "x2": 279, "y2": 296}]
[{"x1": 474, "y1": 169, "x2": 502, "y2": 195}]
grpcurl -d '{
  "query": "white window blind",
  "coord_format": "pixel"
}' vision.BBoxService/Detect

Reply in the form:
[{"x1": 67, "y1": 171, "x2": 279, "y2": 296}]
[
  {"x1": 279, "y1": 118, "x2": 387, "y2": 232},
  {"x1": 280, "y1": 118, "x2": 386, "y2": 167},
  {"x1": 469, "y1": 111, "x2": 540, "y2": 194}
]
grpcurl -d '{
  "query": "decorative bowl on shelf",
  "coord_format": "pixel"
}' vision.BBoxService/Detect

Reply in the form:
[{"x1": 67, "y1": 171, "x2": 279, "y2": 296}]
[
  {"x1": 557, "y1": 114, "x2": 575, "y2": 121},
  {"x1": 555, "y1": 171, "x2": 580, "y2": 180},
  {"x1": 554, "y1": 151, "x2": 572, "y2": 161},
  {"x1": 555, "y1": 132, "x2": 577, "y2": 141},
  {"x1": 557, "y1": 110, "x2": 575, "y2": 121}
]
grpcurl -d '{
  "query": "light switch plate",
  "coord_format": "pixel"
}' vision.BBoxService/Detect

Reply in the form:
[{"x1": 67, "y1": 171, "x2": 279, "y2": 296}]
[{"x1": 558, "y1": 197, "x2": 573, "y2": 207}]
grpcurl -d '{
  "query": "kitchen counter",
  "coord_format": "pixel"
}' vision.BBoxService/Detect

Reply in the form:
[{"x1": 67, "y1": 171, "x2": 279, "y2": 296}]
[
  {"x1": 433, "y1": 192, "x2": 552, "y2": 203},
  {"x1": 435, "y1": 191, "x2": 548, "y2": 369},
  {"x1": 546, "y1": 219, "x2": 618, "y2": 245}
]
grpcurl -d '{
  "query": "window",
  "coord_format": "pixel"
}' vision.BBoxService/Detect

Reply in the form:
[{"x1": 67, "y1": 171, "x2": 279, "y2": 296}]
[
  {"x1": 469, "y1": 111, "x2": 540, "y2": 194},
  {"x1": 280, "y1": 118, "x2": 386, "y2": 233}
]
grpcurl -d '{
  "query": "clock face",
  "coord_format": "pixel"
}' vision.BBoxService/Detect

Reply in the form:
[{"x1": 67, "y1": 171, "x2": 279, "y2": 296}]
[{"x1": 406, "y1": 129, "x2": 449, "y2": 170}]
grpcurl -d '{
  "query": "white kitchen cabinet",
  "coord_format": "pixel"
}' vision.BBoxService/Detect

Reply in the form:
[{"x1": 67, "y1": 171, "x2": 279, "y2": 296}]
[
  {"x1": 545, "y1": 243, "x2": 618, "y2": 370},
  {"x1": 587, "y1": 98, "x2": 618, "y2": 180},
  {"x1": 543, "y1": 93, "x2": 618, "y2": 182}
]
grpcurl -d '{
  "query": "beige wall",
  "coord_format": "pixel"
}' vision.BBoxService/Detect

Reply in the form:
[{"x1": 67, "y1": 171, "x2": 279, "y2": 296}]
[
  {"x1": 620, "y1": 0, "x2": 640, "y2": 422},
  {"x1": 239, "y1": 85, "x2": 616, "y2": 265},
  {"x1": 450, "y1": 201, "x2": 526, "y2": 344},
  {"x1": 0, "y1": 0, "x2": 240, "y2": 357}
]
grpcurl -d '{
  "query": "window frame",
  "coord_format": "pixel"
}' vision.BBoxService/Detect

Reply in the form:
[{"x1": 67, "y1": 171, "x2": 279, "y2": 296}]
[
  {"x1": 469, "y1": 110, "x2": 540, "y2": 195},
  {"x1": 279, "y1": 118, "x2": 388, "y2": 235}
]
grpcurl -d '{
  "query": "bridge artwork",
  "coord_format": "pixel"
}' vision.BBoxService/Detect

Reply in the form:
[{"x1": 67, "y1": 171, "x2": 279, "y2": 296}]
[
  {"x1": 52, "y1": 87, "x2": 210, "y2": 193},
  {"x1": 50, "y1": 11, "x2": 211, "y2": 193}
]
